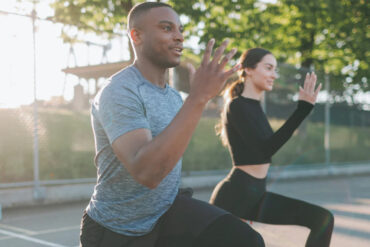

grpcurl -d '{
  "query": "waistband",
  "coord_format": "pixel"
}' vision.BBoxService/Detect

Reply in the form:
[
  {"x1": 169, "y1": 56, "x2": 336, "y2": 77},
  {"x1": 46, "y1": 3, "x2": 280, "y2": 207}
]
[{"x1": 226, "y1": 167, "x2": 266, "y2": 188}]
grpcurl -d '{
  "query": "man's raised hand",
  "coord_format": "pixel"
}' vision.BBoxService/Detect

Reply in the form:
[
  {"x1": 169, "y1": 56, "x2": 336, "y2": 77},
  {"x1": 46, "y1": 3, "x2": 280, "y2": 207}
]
[{"x1": 188, "y1": 39, "x2": 241, "y2": 104}]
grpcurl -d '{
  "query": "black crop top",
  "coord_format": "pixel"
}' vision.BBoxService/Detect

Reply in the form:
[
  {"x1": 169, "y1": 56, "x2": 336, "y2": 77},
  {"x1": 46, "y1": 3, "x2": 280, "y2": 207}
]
[{"x1": 225, "y1": 96, "x2": 313, "y2": 166}]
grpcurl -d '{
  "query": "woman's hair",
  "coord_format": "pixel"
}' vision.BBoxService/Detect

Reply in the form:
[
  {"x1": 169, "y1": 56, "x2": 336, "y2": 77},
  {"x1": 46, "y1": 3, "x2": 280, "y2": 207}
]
[{"x1": 216, "y1": 48, "x2": 272, "y2": 146}]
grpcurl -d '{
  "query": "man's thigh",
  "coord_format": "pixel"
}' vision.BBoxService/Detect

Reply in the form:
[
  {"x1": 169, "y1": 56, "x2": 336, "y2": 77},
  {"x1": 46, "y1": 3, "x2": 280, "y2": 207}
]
[
  {"x1": 80, "y1": 211, "x2": 134, "y2": 247},
  {"x1": 156, "y1": 192, "x2": 229, "y2": 246}
]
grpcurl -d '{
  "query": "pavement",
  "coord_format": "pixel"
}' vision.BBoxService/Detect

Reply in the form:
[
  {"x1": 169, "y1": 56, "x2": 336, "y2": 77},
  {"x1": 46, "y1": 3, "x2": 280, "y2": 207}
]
[
  {"x1": 1, "y1": 162, "x2": 370, "y2": 209},
  {"x1": 0, "y1": 172, "x2": 370, "y2": 247}
]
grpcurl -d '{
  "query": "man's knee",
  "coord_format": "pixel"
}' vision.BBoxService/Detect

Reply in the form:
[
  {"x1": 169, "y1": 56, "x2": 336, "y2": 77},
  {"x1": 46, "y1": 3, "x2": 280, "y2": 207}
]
[
  {"x1": 193, "y1": 214, "x2": 265, "y2": 247},
  {"x1": 215, "y1": 214, "x2": 265, "y2": 247}
]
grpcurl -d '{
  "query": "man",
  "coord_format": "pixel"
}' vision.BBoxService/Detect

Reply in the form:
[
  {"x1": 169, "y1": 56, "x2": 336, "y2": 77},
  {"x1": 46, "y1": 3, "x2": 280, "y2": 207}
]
[{"x1": 80, "y1": 2, "x2": 264, "y2": 246}]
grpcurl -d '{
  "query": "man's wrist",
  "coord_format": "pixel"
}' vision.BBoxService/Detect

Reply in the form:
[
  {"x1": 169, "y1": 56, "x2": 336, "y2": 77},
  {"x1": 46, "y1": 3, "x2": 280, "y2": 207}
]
[{"x1": 186, "y1": 93, "x2": 209, "y2": 108}]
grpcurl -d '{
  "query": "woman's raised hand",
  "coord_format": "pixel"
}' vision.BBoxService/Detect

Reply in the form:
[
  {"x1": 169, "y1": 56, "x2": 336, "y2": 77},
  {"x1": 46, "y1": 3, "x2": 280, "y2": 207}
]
[{"x1": 298, "y1": 72, "x2": 322, "y2": 105}]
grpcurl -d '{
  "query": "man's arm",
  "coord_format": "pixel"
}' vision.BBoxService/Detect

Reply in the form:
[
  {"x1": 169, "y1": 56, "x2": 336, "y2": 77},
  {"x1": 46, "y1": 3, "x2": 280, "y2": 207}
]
[{"x1": 112, "y1": 39, "x2": 240, "y2": 189}]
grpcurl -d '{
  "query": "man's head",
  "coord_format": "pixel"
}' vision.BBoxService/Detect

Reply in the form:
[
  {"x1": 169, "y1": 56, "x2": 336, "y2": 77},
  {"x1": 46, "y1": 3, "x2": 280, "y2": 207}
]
[
  {"x1": 127, "y1": 2, "x2": 173, "y2": 31},
  {"x1": 127, "y1": 2, "x2": 184, "y2": 68}
]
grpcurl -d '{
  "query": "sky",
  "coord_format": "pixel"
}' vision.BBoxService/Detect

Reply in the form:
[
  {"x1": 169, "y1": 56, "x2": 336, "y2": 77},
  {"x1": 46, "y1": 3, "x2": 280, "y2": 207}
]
[
  {"x1": 0, "y1": 0, "x2": 368, "y2": 109},
  {"x1": 0, "y1": 0, "x2": 128, "y2": 108}
]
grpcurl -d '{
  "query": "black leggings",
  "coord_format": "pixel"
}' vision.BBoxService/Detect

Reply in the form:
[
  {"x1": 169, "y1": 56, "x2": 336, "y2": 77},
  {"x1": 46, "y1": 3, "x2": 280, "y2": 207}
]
[
  {"x1": 80, "y1": 189, "x2": 264, "y2": 247},
  {"x1": 190, "y1": 214, "x2": 264, "y2": 247},
  {"x1": 210, "y1": 168, "x2": 334, "y2": 247}
]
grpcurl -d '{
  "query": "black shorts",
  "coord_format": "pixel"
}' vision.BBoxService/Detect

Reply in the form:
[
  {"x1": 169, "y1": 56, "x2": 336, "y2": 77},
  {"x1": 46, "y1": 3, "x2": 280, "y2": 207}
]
[{"x1": 80, "y1": 188, "x2": 228, "y2": 247}]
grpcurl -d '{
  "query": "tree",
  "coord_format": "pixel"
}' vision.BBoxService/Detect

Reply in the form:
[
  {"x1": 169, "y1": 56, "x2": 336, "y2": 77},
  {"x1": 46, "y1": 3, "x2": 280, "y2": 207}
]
[
  {"x1": 49, "y1": 0, "x2": 141, "y2": 61},
  {"x1": 170, "y1": 0, "x2": 369, "y2": 93},
  {"x1": 44, "y1": 0, "x2": 368, "y2": 93}
]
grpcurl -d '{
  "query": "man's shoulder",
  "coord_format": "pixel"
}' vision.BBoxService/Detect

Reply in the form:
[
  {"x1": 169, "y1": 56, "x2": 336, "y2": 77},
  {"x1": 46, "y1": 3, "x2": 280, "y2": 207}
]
[
  {"x1": 109, "y1": 65, "x2": 143, "y2": 90},
  {"x1": 93, "y1": 66, "x2": 144, "y2": 108},
  {"x1": 100, "y1": 66, "x2": 143, "y2": 96},
  {"x1": 167, "y1": 86, "x2": 183, "y2": 102}
]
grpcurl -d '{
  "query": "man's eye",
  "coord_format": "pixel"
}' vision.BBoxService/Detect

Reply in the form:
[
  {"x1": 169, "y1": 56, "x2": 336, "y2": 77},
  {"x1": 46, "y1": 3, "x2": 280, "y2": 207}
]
[{"x1": 164, "y1": 26, "x2": 172, "y2": 31}]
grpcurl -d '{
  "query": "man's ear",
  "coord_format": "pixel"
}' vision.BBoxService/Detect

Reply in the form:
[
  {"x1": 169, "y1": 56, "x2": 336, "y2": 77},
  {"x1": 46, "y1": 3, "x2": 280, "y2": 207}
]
[
  {"x1": 244, "y1": 68, "x2": 251, "y2": 76},
  {"x1": 130, "y1": 28, "x2": 142, "y2": 45}
]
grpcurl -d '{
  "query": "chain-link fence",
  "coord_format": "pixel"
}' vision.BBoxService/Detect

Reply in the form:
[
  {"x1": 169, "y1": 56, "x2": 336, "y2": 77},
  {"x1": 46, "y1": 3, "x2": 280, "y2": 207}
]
[
  {"x1": 264, "y1": 64, "x2": 370, "y2": 167},
  {"x1": 0, "y1": 7, "x2": 109, "y2": 187}
]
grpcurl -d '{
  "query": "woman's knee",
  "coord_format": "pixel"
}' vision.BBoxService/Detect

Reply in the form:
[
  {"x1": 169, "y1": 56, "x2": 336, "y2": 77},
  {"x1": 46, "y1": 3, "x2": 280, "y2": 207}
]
[
  {"x1": 308, "y1": 206, "x2": 334, "y2": 232},
  {"x1": 321, "y1": 208, "x2": 334, "y2": 230}
]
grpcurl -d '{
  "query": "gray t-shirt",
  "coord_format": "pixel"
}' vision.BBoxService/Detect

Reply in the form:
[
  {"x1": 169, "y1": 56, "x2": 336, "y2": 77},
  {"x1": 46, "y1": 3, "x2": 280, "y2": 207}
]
[{"x1": 86, "y1": 65, "x2": 183, "y2": 236}]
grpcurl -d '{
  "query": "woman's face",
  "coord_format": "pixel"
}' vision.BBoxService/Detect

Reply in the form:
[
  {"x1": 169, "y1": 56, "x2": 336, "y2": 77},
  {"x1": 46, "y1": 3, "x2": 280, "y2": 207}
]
[{"x1": 245, "y1": 54, "x2": 278, "y2": 93}]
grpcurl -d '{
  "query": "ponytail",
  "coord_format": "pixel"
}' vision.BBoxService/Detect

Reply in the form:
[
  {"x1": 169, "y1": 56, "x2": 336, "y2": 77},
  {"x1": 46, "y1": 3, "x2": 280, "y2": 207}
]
[{"x1": 215, "y1": 78, "x2": 245, "y2": 146}]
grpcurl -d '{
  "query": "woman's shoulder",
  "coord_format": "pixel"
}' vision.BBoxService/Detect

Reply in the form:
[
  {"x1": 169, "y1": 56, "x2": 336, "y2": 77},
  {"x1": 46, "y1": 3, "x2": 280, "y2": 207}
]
[{"x1": 228, "y1": 96, "x2": 260, "y2": 111}]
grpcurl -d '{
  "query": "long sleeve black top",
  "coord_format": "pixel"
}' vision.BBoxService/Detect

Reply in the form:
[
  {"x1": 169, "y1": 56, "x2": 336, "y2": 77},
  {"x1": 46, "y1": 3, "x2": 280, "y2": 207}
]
[{"x1": 225, "y1": 96, "x2": 313, "y2": 166}]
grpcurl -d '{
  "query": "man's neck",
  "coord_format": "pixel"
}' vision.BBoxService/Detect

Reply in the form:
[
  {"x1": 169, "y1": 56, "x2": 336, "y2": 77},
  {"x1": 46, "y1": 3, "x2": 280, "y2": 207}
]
[{"x1": 134, "y1": 59, "x2": 167, "y2": 88}]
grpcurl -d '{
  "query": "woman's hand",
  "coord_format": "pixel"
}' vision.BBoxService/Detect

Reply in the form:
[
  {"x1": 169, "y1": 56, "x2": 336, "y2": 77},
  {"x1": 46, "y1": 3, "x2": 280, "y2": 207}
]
[{"x1": 298, "y1": 72, "x2": 322, "y2": 105}]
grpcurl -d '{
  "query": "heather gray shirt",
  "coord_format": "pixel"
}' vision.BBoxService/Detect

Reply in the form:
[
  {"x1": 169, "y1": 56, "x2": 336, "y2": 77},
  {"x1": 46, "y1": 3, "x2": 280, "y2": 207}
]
[{"x1": 86, "y1": 65, "x2": 183, "y2": 236}]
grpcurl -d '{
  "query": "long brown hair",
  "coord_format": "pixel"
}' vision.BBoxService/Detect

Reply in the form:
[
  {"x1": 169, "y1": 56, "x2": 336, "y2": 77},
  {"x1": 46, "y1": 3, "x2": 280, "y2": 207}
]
[{"x1": 216, "y1": 48, "x2": 272, "y2": 146}]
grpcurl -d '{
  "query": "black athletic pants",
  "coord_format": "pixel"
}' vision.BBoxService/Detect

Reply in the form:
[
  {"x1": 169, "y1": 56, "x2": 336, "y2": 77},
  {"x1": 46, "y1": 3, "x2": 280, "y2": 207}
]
[
  {"x1": 80, "y1": 188, "x2": 264, "y2": 247},
  {"x1": 210, "y1": 168, "x2": 334, "y2": 247}
]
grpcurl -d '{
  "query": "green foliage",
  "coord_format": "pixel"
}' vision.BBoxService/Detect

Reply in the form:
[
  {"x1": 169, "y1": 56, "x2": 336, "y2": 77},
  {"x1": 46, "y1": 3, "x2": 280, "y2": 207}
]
[
  {"x1": 0, "y1": 109, "x2": 34, "y2": 182},
  {"x1": 169, "y1": 0, "x2": 369, "y2": 92},
  {"x1": 182, "y1": 117, "x2": 231, "y2": 171},
  {"x1": 50, "y1": 0, "x2": 138, "y2": 38},
  {"x1": 43, "y1": 0, "x2": 368, "y2": 92},
  {"x1": 0, "y1": 108, "x2": 95, "y2": 183},
  {"x1": 0, "y1": 108, "x2": 369, "y2": 183}
]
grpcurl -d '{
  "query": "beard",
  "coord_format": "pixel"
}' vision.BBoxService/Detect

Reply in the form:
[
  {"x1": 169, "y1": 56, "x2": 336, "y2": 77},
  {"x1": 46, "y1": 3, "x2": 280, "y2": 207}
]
[{"x1": 143, "y1": 44, "x2": 181, "y2": 69}]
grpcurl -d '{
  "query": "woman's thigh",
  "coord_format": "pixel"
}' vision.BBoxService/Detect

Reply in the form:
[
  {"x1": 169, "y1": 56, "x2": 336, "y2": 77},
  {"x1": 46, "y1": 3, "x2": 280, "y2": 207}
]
[
  {"x1": 210, "y1": 170, "x2": 266, "y2": 218},
  {"x1": 252, "y1": 191, "x2": 324, "y2": 226}
]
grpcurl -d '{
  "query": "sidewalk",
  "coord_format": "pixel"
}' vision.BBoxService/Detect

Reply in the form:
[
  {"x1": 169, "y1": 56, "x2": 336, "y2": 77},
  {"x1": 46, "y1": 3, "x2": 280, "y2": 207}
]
[
  {"x1": 1, "y1": 173, "x2": 369, "y2": 247},
  {"x1": 1, "y1": 162, "x2": 370, "y2": 209},
  {"x1": 181, "y1": 162, "x2": 370, "y2": 188}
]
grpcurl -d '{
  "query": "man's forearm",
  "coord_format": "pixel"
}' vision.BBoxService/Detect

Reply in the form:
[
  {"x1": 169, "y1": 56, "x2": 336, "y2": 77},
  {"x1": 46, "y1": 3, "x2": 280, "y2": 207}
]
[{"x1": 130, "y1": 95, "x2": 207, "y2": 188}]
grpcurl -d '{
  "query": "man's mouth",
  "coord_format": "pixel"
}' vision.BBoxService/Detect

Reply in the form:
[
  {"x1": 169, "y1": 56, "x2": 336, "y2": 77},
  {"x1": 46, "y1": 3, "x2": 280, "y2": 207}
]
[{"x1": 171, "y1": 46, "x2": 183, "y2": 56}]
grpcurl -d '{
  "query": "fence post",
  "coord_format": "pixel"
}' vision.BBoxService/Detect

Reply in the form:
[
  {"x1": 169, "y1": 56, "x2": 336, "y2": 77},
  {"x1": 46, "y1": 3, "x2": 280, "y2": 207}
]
[
  {"x1": 324, "y1": 73, "x2": 331, "y2": 166},
  {"x1": 31, "y1": 6, "x2": 43, "y2": 201}
]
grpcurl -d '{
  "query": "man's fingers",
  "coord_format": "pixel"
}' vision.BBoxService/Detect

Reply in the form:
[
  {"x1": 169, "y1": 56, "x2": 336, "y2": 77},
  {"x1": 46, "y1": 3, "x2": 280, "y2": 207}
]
[
  {"x1": 201, "y1": 39, "x2": 215, "y2": 67},
  {"x1": 186, "y1": 62, "x2": 196, "y2": 83},
  {"x1": 211, "y1": 39, "x2": 229, "y2": 66},
  {"x1": 219, "y1": 48, "x2": 238, "y2": 69}
]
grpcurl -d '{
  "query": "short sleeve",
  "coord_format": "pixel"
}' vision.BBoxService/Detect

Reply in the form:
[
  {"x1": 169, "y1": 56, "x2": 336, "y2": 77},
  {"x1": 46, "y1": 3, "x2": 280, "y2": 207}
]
[{"x1": 95, "y1": 85, "x2": 150, "y2": 144}]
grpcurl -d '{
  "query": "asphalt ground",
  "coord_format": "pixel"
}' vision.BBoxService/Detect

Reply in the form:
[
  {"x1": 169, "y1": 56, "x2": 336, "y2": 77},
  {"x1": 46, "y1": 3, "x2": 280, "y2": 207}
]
[{"x1": 0, "y1": 174, "x2": 369, "y2": 247}]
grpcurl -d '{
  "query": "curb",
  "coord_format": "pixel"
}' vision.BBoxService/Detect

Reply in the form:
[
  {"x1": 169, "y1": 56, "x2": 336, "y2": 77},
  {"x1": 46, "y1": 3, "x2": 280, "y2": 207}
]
[
  {"x1": 1, "y1": 163, "x2": 369, "y2": 209},
  {"x1": 181, "y1": 162, "x2": 370, "y2": 189}
]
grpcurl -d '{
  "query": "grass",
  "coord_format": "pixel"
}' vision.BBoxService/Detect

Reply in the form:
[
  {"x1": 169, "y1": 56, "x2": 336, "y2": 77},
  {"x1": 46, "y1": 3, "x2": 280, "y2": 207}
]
[{"x1": 0, "y1": 108, "x2": 369, "y2": 183}]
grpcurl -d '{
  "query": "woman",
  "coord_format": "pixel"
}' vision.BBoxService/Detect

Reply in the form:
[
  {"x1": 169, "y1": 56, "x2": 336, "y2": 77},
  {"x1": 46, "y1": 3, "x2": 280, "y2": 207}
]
[{"x1": 210, "y1": 48, "x2": 334, "y2": 247}]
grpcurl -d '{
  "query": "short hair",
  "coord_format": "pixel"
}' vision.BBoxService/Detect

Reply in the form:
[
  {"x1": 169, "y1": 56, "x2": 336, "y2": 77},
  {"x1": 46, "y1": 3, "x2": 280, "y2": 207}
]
[{"x1": 127, "y1": 2, "x2": 173, "y2": 30}]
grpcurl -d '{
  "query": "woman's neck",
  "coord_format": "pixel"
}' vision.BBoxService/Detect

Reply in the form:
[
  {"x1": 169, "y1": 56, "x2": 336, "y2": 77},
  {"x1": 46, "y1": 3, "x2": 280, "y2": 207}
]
[{"x1": 241, "y1": 78, "x2": 263, "y2": 100}]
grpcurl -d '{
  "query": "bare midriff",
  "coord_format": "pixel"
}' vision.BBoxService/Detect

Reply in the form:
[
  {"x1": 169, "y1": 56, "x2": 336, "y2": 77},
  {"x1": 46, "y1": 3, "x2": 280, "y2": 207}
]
[{"x1": 235, "y1": 163, "x2": 270, "y2": 179}]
